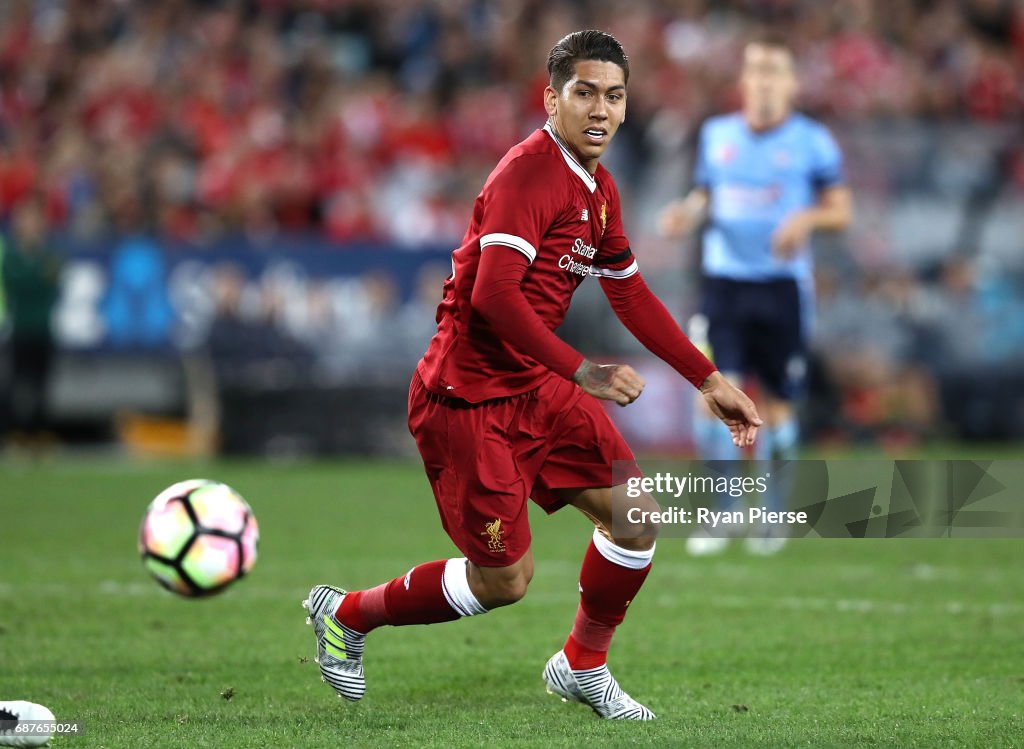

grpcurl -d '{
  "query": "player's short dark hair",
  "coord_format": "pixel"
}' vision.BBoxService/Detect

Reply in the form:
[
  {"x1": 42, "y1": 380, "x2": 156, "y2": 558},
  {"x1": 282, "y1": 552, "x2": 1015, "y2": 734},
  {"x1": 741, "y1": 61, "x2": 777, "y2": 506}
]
[
  {"x1": 746, "y1": 30, "x2": 794, "y2": 56},
  {"x1": 547, "y1": 30, "x2": 629, "y2": 92}
]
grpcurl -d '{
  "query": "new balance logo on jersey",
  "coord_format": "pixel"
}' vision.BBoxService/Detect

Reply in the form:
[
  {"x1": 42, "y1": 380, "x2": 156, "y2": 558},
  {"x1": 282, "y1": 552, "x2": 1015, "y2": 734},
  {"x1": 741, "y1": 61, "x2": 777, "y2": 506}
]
[{"x1": 580, "y1": 208, "x2": 589, "y2": 222}]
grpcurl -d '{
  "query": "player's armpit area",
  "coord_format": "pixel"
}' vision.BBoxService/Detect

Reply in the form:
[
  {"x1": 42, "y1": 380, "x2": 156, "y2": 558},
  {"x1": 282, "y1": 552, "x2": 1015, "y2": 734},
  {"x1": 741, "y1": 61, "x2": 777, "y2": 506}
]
[
  {"x1": 470, "y1": 245, "x2": 583, "y2": 380},
  {"x1": 599, "y1": 272, "x2": 715, "y2": 388}
]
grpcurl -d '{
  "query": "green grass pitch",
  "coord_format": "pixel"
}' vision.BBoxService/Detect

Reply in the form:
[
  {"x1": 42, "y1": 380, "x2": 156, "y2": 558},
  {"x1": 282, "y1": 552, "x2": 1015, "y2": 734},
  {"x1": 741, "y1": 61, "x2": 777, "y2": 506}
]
[{"x1": 2, "y1": 456, "x2": 1023, "y2": 748}]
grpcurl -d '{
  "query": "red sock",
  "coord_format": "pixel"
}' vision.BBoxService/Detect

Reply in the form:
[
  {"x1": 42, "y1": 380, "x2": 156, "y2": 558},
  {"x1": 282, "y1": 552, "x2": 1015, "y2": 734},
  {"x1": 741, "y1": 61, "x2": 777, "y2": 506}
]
[
  {"x1": 335, "y1": 560, "x2": 462, "y2": 634},
  {"x1": 563, "y1": 536, "x2": 653, "y2": 670}
]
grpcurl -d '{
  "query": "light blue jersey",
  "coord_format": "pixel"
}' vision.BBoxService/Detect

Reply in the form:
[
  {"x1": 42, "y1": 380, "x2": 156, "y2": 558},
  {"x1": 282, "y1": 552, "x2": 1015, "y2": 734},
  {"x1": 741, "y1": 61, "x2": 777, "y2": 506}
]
[{"x1": 695, "y1": 112, "x2": 843, "y2": 283}]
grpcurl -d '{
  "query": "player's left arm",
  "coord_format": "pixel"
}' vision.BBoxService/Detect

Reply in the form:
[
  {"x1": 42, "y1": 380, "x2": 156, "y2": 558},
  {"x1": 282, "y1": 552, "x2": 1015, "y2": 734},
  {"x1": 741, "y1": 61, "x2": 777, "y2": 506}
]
[
  {"x1": 596, "y1": 267, "x2": 761, "y2": 446},
  {"x1": 772, "y1": 124, "x2": 853, "y2": 258},
  {"x1": 772, "y1": 186, "x2": 852, "y2": 258},
  {"x1": 594, "y1": 191, "x2": 761, "y2": 446}
]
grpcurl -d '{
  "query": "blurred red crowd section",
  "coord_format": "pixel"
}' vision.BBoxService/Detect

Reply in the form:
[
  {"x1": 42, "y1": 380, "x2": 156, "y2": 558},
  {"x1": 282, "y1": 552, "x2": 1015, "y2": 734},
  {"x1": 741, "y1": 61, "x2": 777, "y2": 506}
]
[{"x1": 1, "y1": 0, "x2": 1022, "y2": 246}]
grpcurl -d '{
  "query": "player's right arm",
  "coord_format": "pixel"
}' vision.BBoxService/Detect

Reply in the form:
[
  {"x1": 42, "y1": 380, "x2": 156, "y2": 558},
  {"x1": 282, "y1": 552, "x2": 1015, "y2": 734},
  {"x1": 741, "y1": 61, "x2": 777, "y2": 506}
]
[
  {"x1": 472, "y1": 250, "x2": 643, "y2": 406},
  {"x1": 658, "y1": 187, "x2": 709, "y2": 238},
  {"x1": 572, "y1": 359, "x2": 646, "y2": 407},
  {"x1": 772, "y1": 123, "x2": 851, "y2": 257},
  {"x1": 468, "y1": 155, "x2": 642, "y2": 406},
  {"x1": 658, "y1": 124, "x2": 711, "y2": 237}
]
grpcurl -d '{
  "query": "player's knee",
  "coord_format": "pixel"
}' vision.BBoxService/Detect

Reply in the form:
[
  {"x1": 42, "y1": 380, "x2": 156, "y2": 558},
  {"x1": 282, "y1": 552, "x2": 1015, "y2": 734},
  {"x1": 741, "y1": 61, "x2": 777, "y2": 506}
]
[
  {"x1": 472, "y1": 558, "x2": 532, "y2": 609},
  {"x1": 612, "y1": 493, "x2": 661, "y2": 549},
  {"x1": 479, "y1": 574, "x2": 529, "y2": 608}
]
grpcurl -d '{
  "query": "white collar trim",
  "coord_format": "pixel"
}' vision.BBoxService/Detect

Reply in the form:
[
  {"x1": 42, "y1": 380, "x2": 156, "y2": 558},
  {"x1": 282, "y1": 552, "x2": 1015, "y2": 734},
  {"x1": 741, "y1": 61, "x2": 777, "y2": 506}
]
[{"x1": 543, "y1": 122, "x2": 597, "y2": 193}]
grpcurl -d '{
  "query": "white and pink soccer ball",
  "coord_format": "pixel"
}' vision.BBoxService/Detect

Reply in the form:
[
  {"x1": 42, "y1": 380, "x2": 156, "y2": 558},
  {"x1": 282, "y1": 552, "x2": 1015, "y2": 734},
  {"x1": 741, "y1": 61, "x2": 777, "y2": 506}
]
[{"x1": 139, "y1": 479, "x2": 259, "y2": 597}]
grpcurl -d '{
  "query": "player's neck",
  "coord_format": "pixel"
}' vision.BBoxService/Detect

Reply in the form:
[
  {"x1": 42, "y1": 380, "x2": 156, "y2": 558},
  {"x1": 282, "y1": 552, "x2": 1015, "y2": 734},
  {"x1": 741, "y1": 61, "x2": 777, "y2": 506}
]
[
  {"x1": 546, "y1": 120, "x2": 599, "y2": 175},
  {"x1": 743, "y1": 110, "x2": 791, "y2": 134}
]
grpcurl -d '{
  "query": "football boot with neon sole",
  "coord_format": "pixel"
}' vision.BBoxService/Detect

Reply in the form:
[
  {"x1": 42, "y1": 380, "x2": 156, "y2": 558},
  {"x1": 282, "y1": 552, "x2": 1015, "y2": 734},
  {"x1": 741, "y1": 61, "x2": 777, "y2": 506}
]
[{"x1": 303, "y1": 585, "x2": 366, "y2": 701}]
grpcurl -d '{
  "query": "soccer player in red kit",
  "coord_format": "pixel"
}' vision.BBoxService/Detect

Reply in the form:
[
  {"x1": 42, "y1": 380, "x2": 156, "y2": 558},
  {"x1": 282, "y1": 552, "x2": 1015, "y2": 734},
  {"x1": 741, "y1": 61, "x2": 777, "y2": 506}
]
[{"x1": 304, "y1": 30, "x2": 761, "y2": 720}]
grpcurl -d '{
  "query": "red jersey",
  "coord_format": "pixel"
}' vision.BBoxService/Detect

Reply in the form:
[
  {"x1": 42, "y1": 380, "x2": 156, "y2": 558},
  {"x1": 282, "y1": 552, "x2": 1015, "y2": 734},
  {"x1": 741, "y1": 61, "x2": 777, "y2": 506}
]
[{"x1": 417, "y1": 124, "x2": 639, "y2": 402}]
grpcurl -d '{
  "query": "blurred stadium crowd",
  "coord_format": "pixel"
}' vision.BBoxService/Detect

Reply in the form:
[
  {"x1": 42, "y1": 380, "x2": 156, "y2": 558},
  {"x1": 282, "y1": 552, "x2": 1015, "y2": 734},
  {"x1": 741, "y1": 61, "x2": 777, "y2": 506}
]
[
  {"x1": 1, "y1": 0, "x2": 1023, "y2": 450},
  {"x1": 1, "y1": 0, "x2": 1022, "y2": 241}
]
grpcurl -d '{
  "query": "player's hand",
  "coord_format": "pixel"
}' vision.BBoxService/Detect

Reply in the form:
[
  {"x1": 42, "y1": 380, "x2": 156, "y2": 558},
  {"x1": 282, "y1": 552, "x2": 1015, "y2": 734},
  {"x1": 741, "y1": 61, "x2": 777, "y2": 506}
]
[
  {"x1": 573, "y1": 360, "x2": 645, "y2": 407},
  {"x1": 699, "y1": 371, "x2": 763, "y2": 447},
  {"x1": 657, "y1": 201, "x2": 693, "y2": 237},
  {"x1": 771, "y1": 212, "x2": 812, "y2": 259}
]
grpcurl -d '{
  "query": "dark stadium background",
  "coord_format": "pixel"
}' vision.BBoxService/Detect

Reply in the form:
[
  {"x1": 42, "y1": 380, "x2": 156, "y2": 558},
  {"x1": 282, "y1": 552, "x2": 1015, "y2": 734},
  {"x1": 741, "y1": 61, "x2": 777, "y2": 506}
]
[{"x1": 1, "y1": 0, "x2": 1022, "y2": 457}]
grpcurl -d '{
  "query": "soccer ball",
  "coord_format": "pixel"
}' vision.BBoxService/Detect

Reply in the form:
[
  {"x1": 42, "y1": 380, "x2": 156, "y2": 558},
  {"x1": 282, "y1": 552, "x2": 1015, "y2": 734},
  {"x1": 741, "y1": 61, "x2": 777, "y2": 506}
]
[{"x1": 139, "y1": 479, "x2": 259, "y2": 597}]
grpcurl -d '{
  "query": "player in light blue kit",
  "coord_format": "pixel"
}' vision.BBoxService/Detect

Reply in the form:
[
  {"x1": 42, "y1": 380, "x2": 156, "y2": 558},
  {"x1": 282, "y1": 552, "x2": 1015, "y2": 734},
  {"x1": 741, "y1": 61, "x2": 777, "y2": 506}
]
[{"x1": 661, "y1": 33, "x2": 852, "y2": 555}]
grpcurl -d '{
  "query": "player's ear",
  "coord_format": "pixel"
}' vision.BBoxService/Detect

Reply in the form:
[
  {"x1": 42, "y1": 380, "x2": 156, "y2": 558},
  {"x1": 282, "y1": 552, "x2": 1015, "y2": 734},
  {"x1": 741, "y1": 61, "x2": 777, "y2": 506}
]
[{"x1": 543, "y1": 85, "x2": 558, "y2": 117}]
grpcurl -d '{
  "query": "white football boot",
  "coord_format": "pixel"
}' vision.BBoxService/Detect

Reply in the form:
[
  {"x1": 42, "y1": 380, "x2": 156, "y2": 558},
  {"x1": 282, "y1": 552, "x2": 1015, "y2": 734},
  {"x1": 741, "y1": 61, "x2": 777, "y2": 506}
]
[
  {"x1": 542, "y1": 650, "x2": 655, "y2": 720},
  {"x1": 744, "y1": 534, "x2": 788, "y2": 556},
  {"x1": 303, "y1": 584, "x2": 366, "y2": 701},
  {"x1": 685, "y1": 526, "x2": 729, "y2": 556},
  {"x1": 0, "y1": 701, "x2": 55, "y2": 748}
]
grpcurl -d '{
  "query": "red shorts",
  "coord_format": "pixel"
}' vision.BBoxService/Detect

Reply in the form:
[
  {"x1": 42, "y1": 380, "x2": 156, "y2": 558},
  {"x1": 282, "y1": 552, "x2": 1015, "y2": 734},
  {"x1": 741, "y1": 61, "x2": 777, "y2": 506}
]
[{"x1": 408, "y1": 370, "x2": 640, "y2": 567}]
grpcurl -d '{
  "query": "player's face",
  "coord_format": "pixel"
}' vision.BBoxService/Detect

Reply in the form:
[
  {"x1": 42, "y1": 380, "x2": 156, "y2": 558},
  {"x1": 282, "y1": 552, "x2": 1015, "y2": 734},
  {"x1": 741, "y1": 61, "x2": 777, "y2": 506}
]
[
  {"x1": 740, "y1": 44, "x2": 798, "y2": 129},
  {"x1": 544, "y1": 59, "x2": 627, "y2": 173}
]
